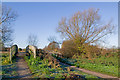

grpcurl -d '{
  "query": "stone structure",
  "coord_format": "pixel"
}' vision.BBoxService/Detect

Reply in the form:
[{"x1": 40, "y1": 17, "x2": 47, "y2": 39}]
[
  {"x1": 10, "y1": 45, "x2": 18, "y2": 61},
  {"x1": 26, "y1": 45, "x2": 37, "y2": 58}
]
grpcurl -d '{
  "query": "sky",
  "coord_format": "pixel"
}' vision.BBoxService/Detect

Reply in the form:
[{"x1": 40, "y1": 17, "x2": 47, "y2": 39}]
[
  {"x1": 2, "y1": 0, "x2": 120, "y2": 2},
  {"x1": 3, "y1": 2, "x2": 118, "y2": 49}
]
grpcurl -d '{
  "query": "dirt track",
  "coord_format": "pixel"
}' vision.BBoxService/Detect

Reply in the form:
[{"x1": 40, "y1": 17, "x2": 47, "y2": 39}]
[
  {"x1": 69, "y1": 66, "x2": 118, "y2": 79},
  {"x1": 15, "y1": 52, "x2": 32, "y2": 78}
]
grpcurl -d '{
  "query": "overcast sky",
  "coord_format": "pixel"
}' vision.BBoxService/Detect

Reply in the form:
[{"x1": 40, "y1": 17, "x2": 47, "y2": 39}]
[{"x1": 3, "y1": 2, "x2": 118, "y2": 49}]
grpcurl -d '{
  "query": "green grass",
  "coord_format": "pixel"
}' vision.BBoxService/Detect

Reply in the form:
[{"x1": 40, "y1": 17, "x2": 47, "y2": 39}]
[
  {"x1": 1, "y1": 63, "x2": 18, "y2": 78},
  {"x1": 52, "y1": 53, "x2": 118, "y2": 77},
  {"x1": 24, "y1": 55, "x2": 98, "y2": 79},
  {"x1": 1, "y1": 53, "x2": 11, "y2": 65},
  {"x1": 0, "y1": 53, "x2": 18, "y2": 78}
]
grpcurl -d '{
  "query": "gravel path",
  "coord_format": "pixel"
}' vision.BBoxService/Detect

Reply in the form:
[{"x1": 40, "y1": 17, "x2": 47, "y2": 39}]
[{"x1": 15, "y1": 52, "x2": 32, "y2": 78}]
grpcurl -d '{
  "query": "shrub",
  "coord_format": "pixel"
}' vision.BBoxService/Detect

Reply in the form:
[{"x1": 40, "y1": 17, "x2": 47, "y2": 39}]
[
  {"x1": 60, "y1": 40, "x2": 78, "y2": 58},
  {"x1": 19, "y1": 48, "x2": 22, "y2": 51}
]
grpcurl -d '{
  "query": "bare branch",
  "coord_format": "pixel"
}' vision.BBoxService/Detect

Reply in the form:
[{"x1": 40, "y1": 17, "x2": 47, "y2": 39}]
[
  {"x1": 57, "y1": 8, "x2": 115, "y2": 49},
  {"x1": 0, "y1": 5, "x2": 17, "y2": 47},
  {"x1": 27, "y1": 34, "x2": 39, "y2": 47}
]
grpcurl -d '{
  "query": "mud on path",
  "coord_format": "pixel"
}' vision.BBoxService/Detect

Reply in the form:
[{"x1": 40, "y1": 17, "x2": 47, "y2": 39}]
[{"x1": 15, "y1": 52, "x2": 32, "y2": 78}]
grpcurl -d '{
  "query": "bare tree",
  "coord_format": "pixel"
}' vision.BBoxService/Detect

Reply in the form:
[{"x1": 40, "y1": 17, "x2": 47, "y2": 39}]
[
  {"x1": 48, "y1": 36, "x2": 56, "y2": 43},
  {"x1": 0, "y1": 5, "x2": 17, "y2": 47},
  {"x1": 0, "y1": 25, "x2": 13, "y2": 46},
  {"x1": 27, "y1": 34, "x2": 39, "y2": 47},
  {"x1": 47, "y1": 36, "x2": 63, "y2": 45},
  {"x1": 57, "y1": 8, "x2": 114, "y2": 51}
]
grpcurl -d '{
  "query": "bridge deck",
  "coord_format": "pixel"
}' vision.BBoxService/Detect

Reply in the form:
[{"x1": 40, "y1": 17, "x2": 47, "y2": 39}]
[{"x1": 15, "y1": 52, "x2": 32, "y2": 78}]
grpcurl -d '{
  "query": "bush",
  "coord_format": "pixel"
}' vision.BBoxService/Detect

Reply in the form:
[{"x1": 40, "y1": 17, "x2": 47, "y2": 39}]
[
  {"x1": 60, "y1": 40, "x2": 101, "y2": 59},
  {"x1": 60, "y1": 40, "x2": 78, "y2": 58},
  {"x1": 19, "y1": 48, "x2": 22, "y2": 51}
]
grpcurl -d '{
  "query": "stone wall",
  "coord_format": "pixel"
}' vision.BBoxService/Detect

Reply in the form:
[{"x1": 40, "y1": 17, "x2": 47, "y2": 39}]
[
  {"x1": 26, "y1": 45, "x2": 37, "y2": 58},
  {"x1": 10, "y1": 45, "x2": 18, "y2": 61}
]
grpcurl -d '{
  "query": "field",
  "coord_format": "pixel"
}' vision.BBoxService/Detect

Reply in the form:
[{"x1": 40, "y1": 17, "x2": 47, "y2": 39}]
[{"x1": 52, "y1": 52, "x2": 118, "y2": 77}]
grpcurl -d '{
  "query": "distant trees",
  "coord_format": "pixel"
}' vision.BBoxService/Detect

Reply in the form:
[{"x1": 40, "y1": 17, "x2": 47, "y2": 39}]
[
  {"x1": 45, "y1": 36, "x2": 60, "y2": 52},
  {"x1": 0, "y1": 5, "x2": 17, "y2": 47},
  {"x1": 48, "y1": 36, "x2": 57, "y2": 43},
  {"x1": 44, "y1": 41, "x2": 60, "y2": 52},
  {"x1": 48, "y1": 41, "x2": 60, "y2": 51},
  {"x1": 57, "y1": 8, "x2": 115, "y2": 57},
  {"x1": 27, "y1": 34, "x2": 39, "y2": 47}
]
